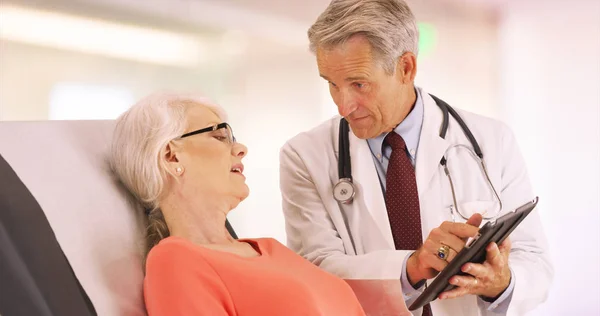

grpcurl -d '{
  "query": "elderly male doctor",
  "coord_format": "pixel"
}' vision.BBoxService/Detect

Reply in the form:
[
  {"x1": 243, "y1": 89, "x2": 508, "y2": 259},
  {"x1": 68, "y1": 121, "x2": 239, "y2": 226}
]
[{"x1": 279, "y1": 1, "x2": 553, "y2": 315}]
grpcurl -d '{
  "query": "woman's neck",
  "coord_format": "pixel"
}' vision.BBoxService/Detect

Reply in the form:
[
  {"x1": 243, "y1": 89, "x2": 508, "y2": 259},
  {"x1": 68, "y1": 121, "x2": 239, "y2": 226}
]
[{"x1": 160, "y1": 193, "x2": 236, "y2": 246}]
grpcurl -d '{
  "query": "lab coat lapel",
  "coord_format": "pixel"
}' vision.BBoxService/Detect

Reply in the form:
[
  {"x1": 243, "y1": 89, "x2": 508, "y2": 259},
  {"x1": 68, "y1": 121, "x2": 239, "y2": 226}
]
[
  {"x1": 415, "y1": 92, "x2": 452, "y2": 199},
  {"x1": 348, "y1": 131, "x2": 395, "y2": 248}
]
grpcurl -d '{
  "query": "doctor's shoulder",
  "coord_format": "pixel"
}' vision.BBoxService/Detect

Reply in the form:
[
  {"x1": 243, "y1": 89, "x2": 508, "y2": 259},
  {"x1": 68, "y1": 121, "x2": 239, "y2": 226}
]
[
  {"x1": 280, "y1": 115, "x2": 340, "y2": 155},
  {"x1": 450, "y1": 107, "x2": 516, "y2": 145}
]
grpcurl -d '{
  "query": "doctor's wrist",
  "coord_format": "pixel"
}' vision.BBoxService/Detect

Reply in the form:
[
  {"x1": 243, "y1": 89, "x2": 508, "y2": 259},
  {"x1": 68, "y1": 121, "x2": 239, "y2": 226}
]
[
  {"x1": 406, "y1": 253, "x2": 426, "y2": 286},
  {"x1": 480, "y1": 286, "x2": 506, "y2": 302}
]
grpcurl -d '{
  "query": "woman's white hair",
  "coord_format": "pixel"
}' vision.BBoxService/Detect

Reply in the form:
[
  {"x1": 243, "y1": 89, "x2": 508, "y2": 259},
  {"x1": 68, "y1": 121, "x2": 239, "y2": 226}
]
[
  {"x1": 110, "y1": 92, "x2": 226, "y2": 258},
  {"x1": 308, "y1": 0, "x2": 419, "y2": 74}
]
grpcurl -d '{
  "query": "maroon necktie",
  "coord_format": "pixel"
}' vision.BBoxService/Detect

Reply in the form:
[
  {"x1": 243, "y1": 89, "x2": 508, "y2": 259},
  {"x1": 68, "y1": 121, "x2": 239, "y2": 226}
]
[{"x1": 384, "y1": 132, "x2": 432, "y2": 316}]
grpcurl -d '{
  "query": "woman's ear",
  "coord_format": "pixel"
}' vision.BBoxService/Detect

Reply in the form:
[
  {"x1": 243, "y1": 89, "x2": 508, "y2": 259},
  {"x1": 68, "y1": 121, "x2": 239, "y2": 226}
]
[
  {"x1": 165, "y1": 142, "x2": 185, "y2": 176},
  {"x1": 165, "y1": 142, "x2": 179, "y2": 163}
]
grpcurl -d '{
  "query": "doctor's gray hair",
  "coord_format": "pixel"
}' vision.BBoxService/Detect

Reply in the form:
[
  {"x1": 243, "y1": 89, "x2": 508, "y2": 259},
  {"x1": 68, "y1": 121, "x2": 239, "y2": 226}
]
[
  {"x1": 110, "y1": 92, "x2": 226, "y2": 259},
  {"x1": 308, "y1": 0, "x2": 419, "y2": 74}
]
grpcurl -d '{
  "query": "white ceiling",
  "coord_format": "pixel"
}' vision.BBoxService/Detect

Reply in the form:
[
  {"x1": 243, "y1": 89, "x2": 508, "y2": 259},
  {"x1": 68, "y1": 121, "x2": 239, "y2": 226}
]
[
  {"x1": 1, "y1": 0, "x2": 506, "y2": 47},
  {"x1": 220, "y1": 0, "x2": 506, "y2": 22}
]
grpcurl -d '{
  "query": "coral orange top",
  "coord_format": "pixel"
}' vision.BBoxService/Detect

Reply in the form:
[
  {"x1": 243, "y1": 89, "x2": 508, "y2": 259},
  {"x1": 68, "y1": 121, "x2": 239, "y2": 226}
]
[{"x1": 144, "y1": 237, "x2": 366, "y2": 316}]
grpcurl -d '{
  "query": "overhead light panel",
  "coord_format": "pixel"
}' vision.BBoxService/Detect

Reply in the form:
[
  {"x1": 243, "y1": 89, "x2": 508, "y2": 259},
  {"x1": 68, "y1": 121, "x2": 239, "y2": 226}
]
[{"x1": 0, "y1": 4, "x2": 204, "y2": 67}]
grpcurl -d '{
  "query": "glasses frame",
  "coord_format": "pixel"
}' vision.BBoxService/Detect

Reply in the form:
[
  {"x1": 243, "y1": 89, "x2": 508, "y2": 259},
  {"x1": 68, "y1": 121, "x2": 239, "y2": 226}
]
[{"x1": 179, "y1": 122, "x2": 236, "y2": 144}]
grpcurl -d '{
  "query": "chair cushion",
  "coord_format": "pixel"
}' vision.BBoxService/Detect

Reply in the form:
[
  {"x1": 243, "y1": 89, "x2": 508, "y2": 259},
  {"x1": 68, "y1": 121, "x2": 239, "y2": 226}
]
[
  {"x1": 0, "y1": 153, "x2": 96, "y2": 316},
  {"x1": 0, "y1": 120, "x2": 146, "y2": 316}
]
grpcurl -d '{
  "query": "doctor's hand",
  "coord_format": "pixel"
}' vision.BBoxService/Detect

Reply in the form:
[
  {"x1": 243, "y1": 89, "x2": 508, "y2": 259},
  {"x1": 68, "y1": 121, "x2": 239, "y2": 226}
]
[
  {"x1": 439, "y1": 237, "x2": 512, "y2": 301},
  {"x1": 406, "y1": 214, "x2": 483, "y2": 286}
]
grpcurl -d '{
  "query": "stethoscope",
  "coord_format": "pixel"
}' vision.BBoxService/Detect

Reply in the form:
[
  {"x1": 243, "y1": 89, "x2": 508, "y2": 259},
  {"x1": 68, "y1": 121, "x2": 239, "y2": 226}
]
[{"x1": 333, "y1": 94, "x2": 503, "y2": 221}]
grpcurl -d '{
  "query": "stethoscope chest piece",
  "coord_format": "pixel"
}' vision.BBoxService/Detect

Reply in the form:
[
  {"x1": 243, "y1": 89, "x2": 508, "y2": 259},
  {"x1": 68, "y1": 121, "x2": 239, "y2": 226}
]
[{"x1": 333, "y1": 178, "x2": 355, "y2": 204}]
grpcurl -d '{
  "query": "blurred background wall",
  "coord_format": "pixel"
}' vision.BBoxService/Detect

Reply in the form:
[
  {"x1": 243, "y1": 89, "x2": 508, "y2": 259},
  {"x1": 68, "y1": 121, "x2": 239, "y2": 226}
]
[
  {"x1": 0, "y1": 0, "x2": 598, "y2": 314},
  {"x1": 498, "y1": 0, "x2": 600, "y2": 314}
]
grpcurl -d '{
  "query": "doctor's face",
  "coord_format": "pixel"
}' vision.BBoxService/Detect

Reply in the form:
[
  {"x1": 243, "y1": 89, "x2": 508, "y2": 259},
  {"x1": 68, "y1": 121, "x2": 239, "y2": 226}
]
[{"x1": 316, "y1": 36, "x2": 417, "y2": 139}]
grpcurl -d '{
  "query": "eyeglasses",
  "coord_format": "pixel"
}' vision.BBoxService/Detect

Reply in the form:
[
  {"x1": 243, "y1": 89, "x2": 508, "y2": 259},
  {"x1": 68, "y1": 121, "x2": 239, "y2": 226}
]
[{"x1": 179, "y1": 122, "x2": 236, "y2": 145}]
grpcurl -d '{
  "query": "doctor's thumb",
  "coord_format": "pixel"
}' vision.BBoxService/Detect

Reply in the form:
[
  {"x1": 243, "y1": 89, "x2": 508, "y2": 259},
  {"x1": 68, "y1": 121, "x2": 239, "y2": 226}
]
[{"x1": 466, "y1": 213, "x2": 483, "y2": 227}]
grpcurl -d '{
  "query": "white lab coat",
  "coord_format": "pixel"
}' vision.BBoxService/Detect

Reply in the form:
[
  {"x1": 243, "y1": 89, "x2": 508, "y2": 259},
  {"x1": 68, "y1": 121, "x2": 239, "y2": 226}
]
[{"x1": 279, "y1": 90, "x2": 553, "y2": 316}]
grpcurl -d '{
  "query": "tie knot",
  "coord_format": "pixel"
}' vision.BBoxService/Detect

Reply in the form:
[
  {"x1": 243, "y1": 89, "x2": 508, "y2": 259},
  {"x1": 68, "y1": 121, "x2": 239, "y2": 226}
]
[{"x1": 384, "y1": 132, "x2": 406, "y2": 151}]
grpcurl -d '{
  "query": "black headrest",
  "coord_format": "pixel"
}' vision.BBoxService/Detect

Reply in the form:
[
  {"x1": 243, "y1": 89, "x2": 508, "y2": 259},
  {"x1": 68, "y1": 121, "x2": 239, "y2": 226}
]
[{"x1": 0, "y1": 153, "x2": 97, "y2": 316}]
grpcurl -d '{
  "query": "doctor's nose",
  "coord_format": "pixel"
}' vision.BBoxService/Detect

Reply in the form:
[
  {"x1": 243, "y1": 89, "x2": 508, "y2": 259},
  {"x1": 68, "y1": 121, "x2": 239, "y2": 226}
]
[{"x1": 337, "y1": 96, "x2": 358, "y2": 117}]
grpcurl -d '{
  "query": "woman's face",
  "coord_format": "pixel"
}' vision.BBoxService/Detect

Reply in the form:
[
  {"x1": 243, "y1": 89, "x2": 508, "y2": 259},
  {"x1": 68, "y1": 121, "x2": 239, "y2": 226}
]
[{"x1": 171, "y1": 104, "x2": 249, "y2": 207}]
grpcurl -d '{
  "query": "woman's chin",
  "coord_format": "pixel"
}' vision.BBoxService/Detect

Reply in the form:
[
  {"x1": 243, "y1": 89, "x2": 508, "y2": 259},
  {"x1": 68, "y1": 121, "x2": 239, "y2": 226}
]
[
  {"x1": 231, "y1": 185, "x2": 250, "y2": 205},
  {"x1": 239, "y1": 188, "x2": 250, "y2": 201}
]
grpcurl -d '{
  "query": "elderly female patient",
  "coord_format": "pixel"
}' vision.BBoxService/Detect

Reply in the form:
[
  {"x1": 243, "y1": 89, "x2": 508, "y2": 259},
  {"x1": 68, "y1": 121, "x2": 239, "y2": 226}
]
[{"x1": 109, "y1": 92, "x2": 365, "y2": 315}]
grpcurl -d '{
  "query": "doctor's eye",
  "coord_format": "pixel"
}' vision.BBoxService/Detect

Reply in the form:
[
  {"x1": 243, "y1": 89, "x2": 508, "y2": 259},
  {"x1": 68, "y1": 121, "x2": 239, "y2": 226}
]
[
  {"x1": 353, "y1": 82, "x2": 365, "y2": 89},
  {"x1": 329, "y1": 81, "x2": 337, "y2": 87}
]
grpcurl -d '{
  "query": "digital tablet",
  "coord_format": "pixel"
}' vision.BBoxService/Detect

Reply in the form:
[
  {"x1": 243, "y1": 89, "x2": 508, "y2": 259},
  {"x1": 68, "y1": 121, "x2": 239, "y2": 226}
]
[{"x1": 408, "y1": 197, "x2": 539, "y2": 311}]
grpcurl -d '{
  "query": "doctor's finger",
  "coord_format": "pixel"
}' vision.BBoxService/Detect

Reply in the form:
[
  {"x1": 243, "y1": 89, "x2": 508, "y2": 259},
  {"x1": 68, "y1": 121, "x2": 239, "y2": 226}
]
[
  {"x1": 440, "y1": 221, "x2": 480, "y2": 239},
  {"x1": 498, "y1": 237, "x2": 512, "y2": 254},
  {"x1": 443, "y1": 247, "x2": 460, "y2": 262},
  {"x1": 462, "y1": 262, "x2": 490, "y2": 279},
  {"x1": 429, "y1": 229, "x2": 467, "y2": 254},
  {"x1": 485, "y1": 242, "x2": 505, "y2": 268},
  {"x1": 466, "y1": 213, "x2": 483, "y2": 227},
  {"x1": 439, "y1": 285, "x2": 470, "y2": 300},
  {"x1": 422, "y1": 240, "x2": 449, "y2": 271},
  {"x1": 449, "y1": 275, "x2": 479, "y2": 289},
  {"x1": 423, "y1": 253, "x2": 448, "y2": 272},
  {"x1": 427, "y1": 241, "x2": 460, "y2": 263}
]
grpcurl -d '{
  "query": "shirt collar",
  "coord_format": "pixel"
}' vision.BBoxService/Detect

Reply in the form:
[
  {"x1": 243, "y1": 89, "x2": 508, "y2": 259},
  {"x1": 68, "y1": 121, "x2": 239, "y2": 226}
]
[{"x1": 367, "y1": 88, "x2": 425, "y2": 161}]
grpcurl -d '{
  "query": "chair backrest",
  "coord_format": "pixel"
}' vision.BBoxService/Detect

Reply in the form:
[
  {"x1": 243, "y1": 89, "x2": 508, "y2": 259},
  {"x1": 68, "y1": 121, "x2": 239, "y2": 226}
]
[{"x1": 0, "y1": 120, "x2": 147, "y2": 316}]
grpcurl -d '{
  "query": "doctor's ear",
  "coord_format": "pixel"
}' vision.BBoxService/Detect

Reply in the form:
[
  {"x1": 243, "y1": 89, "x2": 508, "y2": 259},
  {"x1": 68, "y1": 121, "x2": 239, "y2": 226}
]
[{"x1": 395, "y1": 52, "x2": 417, "y2": 84}]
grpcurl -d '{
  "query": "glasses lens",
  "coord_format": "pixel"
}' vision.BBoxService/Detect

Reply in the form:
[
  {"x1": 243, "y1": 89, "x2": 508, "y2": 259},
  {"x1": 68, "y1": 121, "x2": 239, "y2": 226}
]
[
  {"x1": 225, "y1": 124, "x2": 235, "y2": 144},
  {"x1": 212, "y1": 124, "x2": 235, "y2": 144}
]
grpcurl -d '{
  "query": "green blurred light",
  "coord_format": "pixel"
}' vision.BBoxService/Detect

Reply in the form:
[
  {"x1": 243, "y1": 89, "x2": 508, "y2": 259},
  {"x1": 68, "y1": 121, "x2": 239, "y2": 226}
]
[{"x1": 418, "y1": 22, "x2": 437, "y2": 58}]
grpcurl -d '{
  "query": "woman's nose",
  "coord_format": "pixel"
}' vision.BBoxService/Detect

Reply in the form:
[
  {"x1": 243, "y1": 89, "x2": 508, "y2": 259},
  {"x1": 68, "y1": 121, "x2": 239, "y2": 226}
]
[{"x1": 232, "y1": 142, "x2": 247, "y2": 158}]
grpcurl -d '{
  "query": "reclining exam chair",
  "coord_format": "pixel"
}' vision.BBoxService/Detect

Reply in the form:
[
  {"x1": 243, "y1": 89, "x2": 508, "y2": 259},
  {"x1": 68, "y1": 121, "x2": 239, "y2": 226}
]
[{"x1": 0, "y1": 120, "x2": 237, "y2": 315}]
